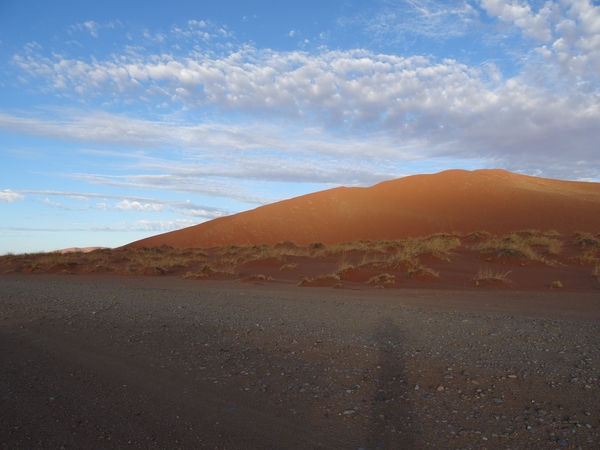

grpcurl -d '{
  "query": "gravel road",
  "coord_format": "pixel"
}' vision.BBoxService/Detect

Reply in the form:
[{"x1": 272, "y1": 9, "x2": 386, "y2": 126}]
[{"x1": 1, "y1": 274, "x2": 599, "y2": 449}]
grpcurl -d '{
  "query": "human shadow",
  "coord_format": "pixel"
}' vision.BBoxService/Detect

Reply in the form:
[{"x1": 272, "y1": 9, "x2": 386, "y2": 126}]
[{"x1": 363, "y1": 317, "x2": 415, "y2": 450}]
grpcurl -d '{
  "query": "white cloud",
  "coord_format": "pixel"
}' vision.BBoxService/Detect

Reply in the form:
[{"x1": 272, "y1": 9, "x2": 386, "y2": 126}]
[
  {"x1": 340, "y1": 0, "x2": 479, "y2": 41},
  {"x1": 177, "y1": 209, "x2": 225, "y2": 219},
  {"x1": 16, "y1": 189, "x2": 228, "y2": 215},
  {"x1": 6, "y1": 2, "x2": 600, "y2": 183},
  {"x1": 73, "y1": 20, "x2": 101, "y2": 38},
  {"x1": 0, "y1": 190, "x2": 25, "y2": 203},
  {"x1": 42, "y1": 198, "x2": 61, "y2": 207},
  {"x1": 42, "y1": 198, "x2": 70, "y2": 210},
  {"x1": 481, "y1": 0, "x2": 600, "y2": 78},
  {"x1": 115, "y1": 199, "x2": 164, "y2": 211},
  {"x1": 128, "y1": 219, "x2": 196, "y2": 231},
  {"x1": 479, "y1": 0, "x2": 559, "y2": 41}
]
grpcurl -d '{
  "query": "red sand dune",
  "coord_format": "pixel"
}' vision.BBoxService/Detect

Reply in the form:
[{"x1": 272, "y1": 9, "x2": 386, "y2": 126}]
[{"x1": 126, "y1": 169, "x2": 600, "y2": 249}]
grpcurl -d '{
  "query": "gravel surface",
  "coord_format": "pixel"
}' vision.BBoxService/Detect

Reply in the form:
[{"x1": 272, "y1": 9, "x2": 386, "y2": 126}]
[{"x1": 1, "y1": 274, "x2": 599, "y2": 449}]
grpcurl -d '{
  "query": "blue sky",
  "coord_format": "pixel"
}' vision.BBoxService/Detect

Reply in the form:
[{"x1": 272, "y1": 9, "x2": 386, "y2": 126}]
[{"x1": 1, "y1": 0, "x2": 599, "y2": 253}]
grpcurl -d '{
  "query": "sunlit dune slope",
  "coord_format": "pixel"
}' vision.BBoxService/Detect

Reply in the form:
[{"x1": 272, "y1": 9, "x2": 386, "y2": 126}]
[{"x1": 126, "y1": 169, "x2": 600, "y2": 248}]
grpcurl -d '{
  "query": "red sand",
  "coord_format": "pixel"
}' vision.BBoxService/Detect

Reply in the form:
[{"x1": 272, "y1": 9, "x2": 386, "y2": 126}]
[{"x1": 127, "y1": 169, "x2": 600, "y2": 249}]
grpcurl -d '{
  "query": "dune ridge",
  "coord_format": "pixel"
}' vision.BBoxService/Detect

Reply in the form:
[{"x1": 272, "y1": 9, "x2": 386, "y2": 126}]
[{"x1": 126, "y1": 169, "x2": 600, "y2": 249}]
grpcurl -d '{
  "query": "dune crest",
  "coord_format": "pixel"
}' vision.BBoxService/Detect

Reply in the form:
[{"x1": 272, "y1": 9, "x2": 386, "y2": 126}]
[{"x1": 126, "y1": 169, "x2": 600, "y2": 248}]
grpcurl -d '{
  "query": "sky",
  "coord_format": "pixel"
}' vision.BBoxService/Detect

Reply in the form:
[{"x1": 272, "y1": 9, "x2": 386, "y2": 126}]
[{"x1": 1, "y1": 0, "x2": 599, "y2": 253}]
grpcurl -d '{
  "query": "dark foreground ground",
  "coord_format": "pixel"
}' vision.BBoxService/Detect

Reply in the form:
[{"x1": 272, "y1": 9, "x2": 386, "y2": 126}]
[{"x1": 1, "y1": 274, "x2": 599, "y2": 449}]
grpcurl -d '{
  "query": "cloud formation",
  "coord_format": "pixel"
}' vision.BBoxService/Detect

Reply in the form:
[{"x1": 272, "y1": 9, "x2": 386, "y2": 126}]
[
  {"x1": 14, "y1": 190, "x2": 228, "y2": 218},
  {"x1": 115, "y1": 199, "x2": 164, "y2": 212},
  {"x1": 0, "y1": 190, "x2": 25, "y2": 203},
  {"x1": 4, "y1": 1, "x2": 600, "y2": 194}
]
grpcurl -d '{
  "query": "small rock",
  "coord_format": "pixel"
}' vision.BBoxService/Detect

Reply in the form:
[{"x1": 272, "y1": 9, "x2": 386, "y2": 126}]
[
  {"x1": 343, "y1": 410, "x2": 355, "y2": 415},
  {"x1": 437, "y1": 386, "x2": 445, "y2": 392}
]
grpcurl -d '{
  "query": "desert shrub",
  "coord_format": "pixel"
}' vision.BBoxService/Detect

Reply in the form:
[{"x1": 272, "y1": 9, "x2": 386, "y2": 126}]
[
  {"x1": 298, "y1": 277, "x2": 311, "y2": 286},
  {"x1": 478, "y1": 234, "x2": 539, "y2": 260},
  {"x1": 332, "y1": 252, "x2": 355, "y2": 277},
  {"x1": 22, "y1": 261, "x2": 43, "y2": 271},
  {"x1": 162, "y1": 257, "x2": 191, "y2": 268},
  {"x1": 316, "y1": 273, "x2": 341, "y2": 280},
  {"x1": 407, "y1": 266, "x2": 439, "y2": 278},
  {"x1": 522, "y1": 235, "x2": 562, "y2": 255},
  {"x1": 544, "y1": 229, "x2": 561, "y2": 236},
  {"x1": 211, "y1": 257, "x2": 238, "y2": 275},
  {"x1": 473, "y1": 267, "x2": 512, "y2": 285},
  {"x1": 386, "y1": 247, "x2": 419, "y2": 268},
  {"x1": 574, "y1": 232, "x2": 599, "y2": 247},
  {"x1": 366, "y1": 273, "x2": 395, "y2": 284},
  {"x1": 550, "y1": 280, "x2": 563, "y2": 289},
  {"x1": 572, "y1": 248, "x2": 598, "y2": 264},
  {"x1": 280, "y1": 263, "x2": 298, "y2": 270},
  {"x1": 359, "y1": 251, "x2": 386, "y2": 267},
  {"x1": 406, "y1": 235, "x2": 461, "y2": 261},
  {"x1": 466, "y1": 231, "x2": 491, "y2": 240}
]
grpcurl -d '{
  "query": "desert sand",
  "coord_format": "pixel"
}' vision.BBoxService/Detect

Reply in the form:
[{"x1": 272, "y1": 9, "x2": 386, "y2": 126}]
[{"x1": 127, "y1": 169, "x2": 600, "y2": 249}]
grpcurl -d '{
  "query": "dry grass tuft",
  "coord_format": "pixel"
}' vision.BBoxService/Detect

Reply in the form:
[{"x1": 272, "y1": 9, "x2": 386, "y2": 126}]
[
  {"x1": 182, "y1": 264, "x2": 216, "y2": 279},
  {"x1": 544, "y1": 229, "x2": 561, "y2": 236},
  {"x1": 280, "y1": 263, "x2": 298, "y2": 270},
  {"x1": 478, "y1": 232, "x2": 560, "y2": 263},
  {"x1": 571, "y1": 248, "x2": 598, "y2": 265},
  {"x1": 359, "y1": 251, "x2": 386, "y2": 267},
  {"x1": 316, "y1": 273, "x2": 341, "y2": 281},
  {"x1": 366, "y1": 273, "x2": 395, "y2": 284},
  {"x1": 407, "y1": 235, "x2": 461, "y2": 261},
  {"x1": 574, "y1": 231, "x2": 599, "y2": 247},
  {"x1": 473, "y1": 267, "x2": 513, "y2": 285},
  {"x1": 407, "y1": 266, "x2": 439, "y2": 279},
  {"x1": 466, "y1": 230, "x2": 491, "y2": 240},
  {"x1": 523, "y1": 235, "x2": 562, "y2": 255},
  {"x1": 298, "y1": 277, "x2": 311, "y2": 286},
  {"x1": 83, "y1": 262, "x2": 117, "y2": 273},
  {"x1": 550, "y1": 280, "x2": 563, "y2": 289}
]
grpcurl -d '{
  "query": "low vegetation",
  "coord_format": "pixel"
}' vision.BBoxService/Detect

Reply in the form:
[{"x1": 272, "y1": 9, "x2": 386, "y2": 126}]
[
  {"x1": 0, "y1": 230, "x2": 597, "y2": 289},
  {"x1": 477, "y1": 230, "x2": 561, "y2": 265},
  {"x1": 473, "y1": 267, "x2": 513, "y2": 285},
  {"x1": 574, "y1": 231, "x2": 600, "y2": 247}
]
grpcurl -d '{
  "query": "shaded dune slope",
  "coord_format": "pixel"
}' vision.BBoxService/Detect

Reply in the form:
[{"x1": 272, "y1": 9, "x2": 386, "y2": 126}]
[{"x1": 126, "y1": 169, "x2": 600, "y2": 248}]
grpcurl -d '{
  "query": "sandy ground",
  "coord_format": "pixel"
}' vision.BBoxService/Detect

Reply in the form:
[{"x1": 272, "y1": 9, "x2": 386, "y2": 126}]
[{"x1": 1, "y1": 273, "x2": 599, "y2": 449}]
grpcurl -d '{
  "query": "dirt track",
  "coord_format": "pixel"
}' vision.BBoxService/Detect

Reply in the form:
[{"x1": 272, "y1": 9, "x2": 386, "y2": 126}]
[{"x1": 1, "y1": 274, "x2": 599, "y2": 449}]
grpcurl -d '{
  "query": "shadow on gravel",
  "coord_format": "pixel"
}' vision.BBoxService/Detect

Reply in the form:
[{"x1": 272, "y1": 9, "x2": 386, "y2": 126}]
[{"x1": 364, "y1": 317, "x2": 415, "y2": 450}]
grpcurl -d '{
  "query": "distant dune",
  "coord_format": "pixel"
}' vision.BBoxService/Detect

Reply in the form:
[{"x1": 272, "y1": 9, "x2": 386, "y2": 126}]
[
  {"x1": 54, "y1": 247, "x2": 107, "y2": 254},
  {"x1": 126, "y1": 169, "x2": 600, "y2": 249}
]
